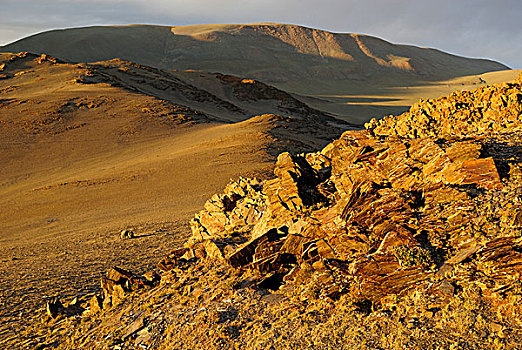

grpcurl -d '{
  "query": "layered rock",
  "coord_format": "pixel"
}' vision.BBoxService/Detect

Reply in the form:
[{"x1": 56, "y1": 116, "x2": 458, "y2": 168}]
[
  {"x1": 184, "y1": 73, "x2": 522, "y2": 305},
  {"x1": 366, "y1": 74, "x2": 522, "y2": 139}
]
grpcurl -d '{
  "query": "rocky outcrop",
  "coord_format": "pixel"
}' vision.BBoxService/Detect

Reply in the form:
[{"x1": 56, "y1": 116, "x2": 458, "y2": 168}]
[
  {"x1": 366, "y1": 74, "x2": 522, "y2": 139},
  {"x1": 21, "y1": 74, "x2": 522, "y2": 350},
  {"x1": 184, "y1": 73, "x2": 522, "y2": 305}
]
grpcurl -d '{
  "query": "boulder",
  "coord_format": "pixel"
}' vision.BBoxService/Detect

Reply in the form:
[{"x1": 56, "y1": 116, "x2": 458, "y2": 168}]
[{"x1": 120, "y1": 229, "x2": 135, "y2": 239}]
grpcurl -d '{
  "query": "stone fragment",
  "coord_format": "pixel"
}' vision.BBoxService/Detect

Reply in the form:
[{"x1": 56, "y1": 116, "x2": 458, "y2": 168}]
[
  {"x1": 512, "y1": 211, "x2": 522, "y2": 226},
  {"x1": 445, "y1": 141, "x2": 482, "y2": 162},
  {"x1": 107, "y1": 267, "x2": 134, "y2": 284},
  {"x1": 89, "y1": 295, "x2": 103, "y2": 313},
  {"x1": 316, "y1": 239, "x2": 336, "y2": 259},
  {"x1": 260, "y1": 293, "x2": 287, "y2": 305},
  {"x1": 424, "y1": 310, "x2": 435, "y2": 318},
  {"x1": 112, "y1": 284, "x2": 126, "y2": 305},
  {"x1": 204, "y1": 240, "x2": 224, "y2": 260},
  {"x1": 157, "y1": 257, "x2": 176, "y2": 272},
  {"x1": 312, "y1": 259, "x2": 327, "y2": 271},
  {"x1": 439, "y1": 280, "x2": 455, "y2": 297},
  {"x1": 446, "y1": 244, "x2": 481, "y2": 264},
  {"x1": 120, "y1": 229, "x2": 135, "y2": 239},
  {"x1": 46, "y1": 298, "x2": 64, "y2": 319},
  {"x1": 227, "y1": 228, "x2": 279, "y2": 268},
  {"x1": 101, "y1": 277, "x2": 117, "y2": 297},
  {"x1": 142, "y1": 271, "x2": 160, "y2": 285},
  {"x1": 157, "y1": 248, "x2": 189, "y2": 271},
  {"x1": 135, "y1": 328, "x2": 152, "y2": 346},
  {"x1": 491, "y1": 322, "x2": 503, "y2": 333},
  {"x1": 457, "y1": 158, "x2": 502, "y2": 190},
  {"x1": 436, "y1": 264, "x2": 453, "y2": 278},
  {"x1": 279, "y1": 234, "x2": 309, "y2": 257},
  {"x1": 123, "y1": 317, "x2": 146, "y2": 340}
]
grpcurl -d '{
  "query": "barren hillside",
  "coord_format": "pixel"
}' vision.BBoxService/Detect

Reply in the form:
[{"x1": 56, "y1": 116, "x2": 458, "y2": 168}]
[
  {"x1": 0, "y1": 52, "x2": 347, "y2": 347},
  {"x1": 1, "y1": 24, "x2": 508, "y2": 85}
]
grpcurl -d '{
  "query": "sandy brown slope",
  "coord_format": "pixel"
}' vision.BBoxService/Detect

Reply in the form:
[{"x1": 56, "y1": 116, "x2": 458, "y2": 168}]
[{"x1": 0, "y1": 52, "x2": 346, "y2": 346}]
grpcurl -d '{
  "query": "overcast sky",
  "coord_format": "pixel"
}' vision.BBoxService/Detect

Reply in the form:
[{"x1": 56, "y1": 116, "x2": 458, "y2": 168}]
[{"x1": 0, "y1": 0, "x2": 520, "y2": 68}]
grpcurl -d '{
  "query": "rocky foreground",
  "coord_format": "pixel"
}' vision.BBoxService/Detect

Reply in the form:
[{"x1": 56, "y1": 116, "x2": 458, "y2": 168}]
[{"x1": 12, "y1": 75, "x2": 522, "y2": 349}]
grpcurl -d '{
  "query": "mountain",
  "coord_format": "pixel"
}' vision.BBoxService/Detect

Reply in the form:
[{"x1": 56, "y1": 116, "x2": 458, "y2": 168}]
[
  {"x1": 1, "y1": 24, "x2": 508, "y2": 85},
  {"x1": 0, "y1": 23, "x2": 510, "y2": 123}
]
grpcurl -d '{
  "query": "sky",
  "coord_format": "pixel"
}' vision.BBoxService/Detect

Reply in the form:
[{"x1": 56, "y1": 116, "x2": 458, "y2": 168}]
[{"x1": 0, "y1": 0, "x2": 520, "y2": 68}]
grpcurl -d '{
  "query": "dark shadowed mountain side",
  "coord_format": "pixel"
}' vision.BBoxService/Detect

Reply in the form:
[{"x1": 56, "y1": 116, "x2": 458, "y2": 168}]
[
  {"x1": 0, "y1": 23, "x2": 511, "y2": 124},
  {"x1": 1, "y1": 24, "x2": 508, "y2": 87}
]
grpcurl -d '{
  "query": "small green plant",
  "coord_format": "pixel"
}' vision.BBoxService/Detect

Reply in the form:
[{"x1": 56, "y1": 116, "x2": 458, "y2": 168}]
[{"x1": 393, "y1": 245, "x2": 432, "y2": 268}]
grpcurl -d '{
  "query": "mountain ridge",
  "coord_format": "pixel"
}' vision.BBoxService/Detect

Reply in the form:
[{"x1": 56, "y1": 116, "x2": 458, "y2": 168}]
[
  {"x1": 1, "y1": 23, "x2": 508, "y2": 89},
  {"x1": 3, "y1": 23, "x2": 514, "y2": 123}
]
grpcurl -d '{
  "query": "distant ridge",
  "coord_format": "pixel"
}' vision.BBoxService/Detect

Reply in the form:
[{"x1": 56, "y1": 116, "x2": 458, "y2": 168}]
[{"x1": 0, "y1": 23, "x2": 508, "y2": 96}]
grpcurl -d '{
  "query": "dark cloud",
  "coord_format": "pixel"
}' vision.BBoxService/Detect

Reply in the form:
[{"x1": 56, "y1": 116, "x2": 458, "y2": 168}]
[{"x1": 1, "y1": 0, "x2": 520, "y2": 68}]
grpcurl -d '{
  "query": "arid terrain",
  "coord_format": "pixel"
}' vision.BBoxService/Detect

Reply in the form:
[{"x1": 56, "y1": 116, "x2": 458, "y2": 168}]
[
  {"x1": 0, "y1": 51, "x2": 346, "y2": 346},
  {"x1": 0, "y1": 23, "x2": 520, "y2": 349},
  {"x1": 14, "y1": 70, "x2": 522, "y2": 350}
]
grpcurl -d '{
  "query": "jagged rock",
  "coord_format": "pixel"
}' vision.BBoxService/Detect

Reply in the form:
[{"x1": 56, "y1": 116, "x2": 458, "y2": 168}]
[
  {"x1": 367, "y1": 74, "x2": 522, "y2": 139},
  {"x1": 179, "y1": 74, "x2": 522, "y2": 306},
  {"x1": 227, "y1": 228, "x2": 282, "y2": 268},
  {"x1": 142, "y1": 271, "x2": 161, "y2": 284},
  {"x1": 89, "y1": 295, "x2": 103, "y2": 313},
  {"x1": 157, "y1": 248, "x2": 189, "y2": 272},
  {"x1": 189, "y1": 177, "x2": 265, "y2": 244},
  {"x1": 99, "y1": 266, "x2": 154, "y2": 309},
  {"x1": 35, "y1": 53, "x2": 59, "y2": 64},
  {"x1": 46, "y1": 298, "x2": 64, "y2": 319},
  {"x1": 106, "y1": 267, "x2": 134, "y2": 284},
  {"x1": 46, "y1": 296, "x2": 85, "y2": 319}
]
